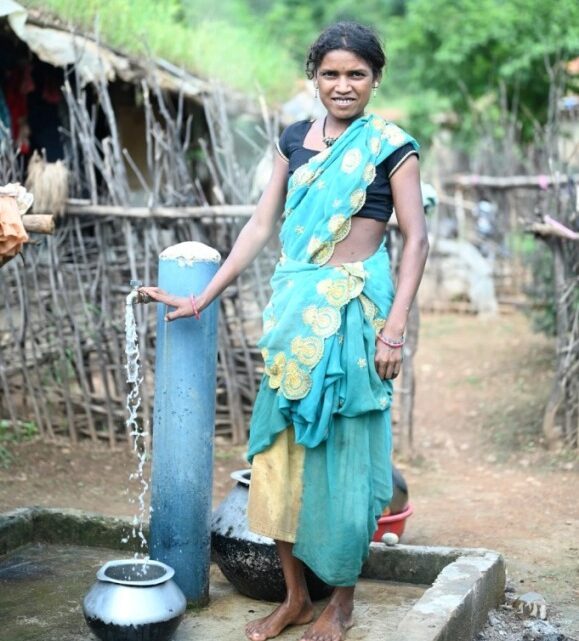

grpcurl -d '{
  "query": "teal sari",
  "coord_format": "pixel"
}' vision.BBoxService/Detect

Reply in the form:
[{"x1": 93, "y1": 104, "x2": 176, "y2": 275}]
[{"x1": 248, "y1": 114, "x2": 418, "y2": 586}]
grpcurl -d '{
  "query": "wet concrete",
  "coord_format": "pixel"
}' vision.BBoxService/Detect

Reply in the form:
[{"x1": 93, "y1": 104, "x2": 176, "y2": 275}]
[
  {"x1": 0, "y1": 544, "x2": 108, "y2": 641},
  {"x1": 178, "y1": 567, "x2": 426, "y2": 641},
  {"x1": 0, "y1": 543, "x2": 426, "y2": 641}
]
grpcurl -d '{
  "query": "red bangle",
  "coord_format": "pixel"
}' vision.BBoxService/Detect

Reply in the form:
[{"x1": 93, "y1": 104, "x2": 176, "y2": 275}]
[
  {"x1": 189, "y1": 294, "x2": 201, "y2": 320},
  {"x1": 377, "y1": 333, "x2": 405, "y2": 349}
]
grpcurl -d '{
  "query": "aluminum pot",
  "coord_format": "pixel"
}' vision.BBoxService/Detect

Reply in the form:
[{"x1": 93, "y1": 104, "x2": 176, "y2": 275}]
[
  {"x1": 83, "y1": 559, "x2": 186, "y2": 641},
  {"x1": 211, "y1": 469, "x2": 333, "y2": 602}
]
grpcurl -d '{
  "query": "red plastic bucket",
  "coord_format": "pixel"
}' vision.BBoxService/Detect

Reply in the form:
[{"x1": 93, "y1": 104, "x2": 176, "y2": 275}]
[{"x1": 372, "y1": 503, "x2": 413, "y2": 542}]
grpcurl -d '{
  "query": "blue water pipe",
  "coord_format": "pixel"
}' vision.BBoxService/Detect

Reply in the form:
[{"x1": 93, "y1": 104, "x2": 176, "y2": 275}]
[{"x1": 148, "y1": 241, "x2": 221, "y2": 606}]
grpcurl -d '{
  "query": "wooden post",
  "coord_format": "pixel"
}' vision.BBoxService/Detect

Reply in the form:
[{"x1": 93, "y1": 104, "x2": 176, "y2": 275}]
[
  {"x1": 398, "y1": 301, "x2": 420, "y2": 456},
  {"x1": 542, "y1": 237, "x2": 568, "y2": 450},
  {"x1": 22, "y1": 215, "x2": 55, "y2": 234}
]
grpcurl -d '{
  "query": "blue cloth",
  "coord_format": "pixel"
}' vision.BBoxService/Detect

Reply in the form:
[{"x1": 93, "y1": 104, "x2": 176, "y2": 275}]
[
  {"x1": 247, "y1": 114, "x2": 418, "y2": 585},
  {"x1": 248, "y1": 248, "x2": 395, "y2": 454}
]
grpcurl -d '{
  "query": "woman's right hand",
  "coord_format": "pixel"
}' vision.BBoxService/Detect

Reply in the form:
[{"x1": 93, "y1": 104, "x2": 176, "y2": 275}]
[
  {"x1": 135, "y1": 152, "x2": 288, "y2": 324},
  {"x1": 138, "y1": 287, "x2": 195, "y2": 322}
]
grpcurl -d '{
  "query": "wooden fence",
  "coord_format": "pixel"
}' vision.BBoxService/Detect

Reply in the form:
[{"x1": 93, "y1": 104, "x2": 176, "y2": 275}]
[
  {"x1": 0, "y1": 207, "x2": 417, "y2": 450},
  {"x1": 0, "y1": 209, "x2": 278, "y2": 445}
]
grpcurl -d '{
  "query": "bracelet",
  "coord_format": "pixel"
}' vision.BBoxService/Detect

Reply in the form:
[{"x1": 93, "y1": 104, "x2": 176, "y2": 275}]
[
  {"x1": 377, "y1": 333, "x2": 405, "y2": 349},
  {"x1": 189, "y1": 294, "x2": 201, "y2": 320}
]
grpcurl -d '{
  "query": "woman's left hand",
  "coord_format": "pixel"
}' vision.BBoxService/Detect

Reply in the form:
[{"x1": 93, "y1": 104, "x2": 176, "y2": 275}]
[{"x1": 374, "y1": 339, "x2": 403, "y2": 380}]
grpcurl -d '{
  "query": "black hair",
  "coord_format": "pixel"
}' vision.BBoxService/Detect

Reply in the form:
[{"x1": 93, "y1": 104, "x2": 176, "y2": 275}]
[{"x1": 305, "y1": 22, "x2": 386, "y2": 80}]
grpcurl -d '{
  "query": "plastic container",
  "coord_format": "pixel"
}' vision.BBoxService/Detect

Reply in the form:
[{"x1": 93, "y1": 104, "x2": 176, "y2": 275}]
[{"x1": 372, "y1": 503, "x2": 413, "y2": 542}]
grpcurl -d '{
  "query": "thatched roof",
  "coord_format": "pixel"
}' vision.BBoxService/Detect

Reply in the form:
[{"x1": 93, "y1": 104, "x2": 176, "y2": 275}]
[{"x1": 0, "y1": 0, "x2": 210, "y2": 103}]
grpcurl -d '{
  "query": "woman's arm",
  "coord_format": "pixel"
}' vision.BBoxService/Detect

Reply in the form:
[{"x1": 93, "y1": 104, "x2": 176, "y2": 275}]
[
  {"x1": 374, "y1": 155, "x2": 429, "y2": 380},
  {"x1": 140, "y1": 153, "x2": 289, "y2": 321}
]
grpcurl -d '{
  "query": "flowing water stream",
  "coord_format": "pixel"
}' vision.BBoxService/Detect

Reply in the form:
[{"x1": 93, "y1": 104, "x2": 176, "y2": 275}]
[{"x1": 123, "y1": 291, "x2": 149, "y2": 556}]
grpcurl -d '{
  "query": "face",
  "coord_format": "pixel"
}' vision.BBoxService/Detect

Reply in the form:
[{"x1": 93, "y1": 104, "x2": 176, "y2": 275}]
[{"x1": 315, "y1": 49, "x2": 378, "y2": 122}]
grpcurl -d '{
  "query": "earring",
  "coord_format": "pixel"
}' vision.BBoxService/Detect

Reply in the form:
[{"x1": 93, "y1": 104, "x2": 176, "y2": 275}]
[
  {"x1": 314, "y1": 85, "x2": 319, "y2": 99},
  {"x1": 373, "y1": 84, "x2": 378, "y2": 98}
]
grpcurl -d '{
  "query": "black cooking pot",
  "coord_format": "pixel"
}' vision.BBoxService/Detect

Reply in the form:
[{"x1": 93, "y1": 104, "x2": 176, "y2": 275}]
[{"x1": 211, "y1": 470, "x2": 333, "y2": 602}]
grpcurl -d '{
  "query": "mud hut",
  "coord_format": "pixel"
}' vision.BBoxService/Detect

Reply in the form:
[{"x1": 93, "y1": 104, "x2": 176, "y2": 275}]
[{"x1": 0, "y1": 1, "x2": 280, "y2": 446}]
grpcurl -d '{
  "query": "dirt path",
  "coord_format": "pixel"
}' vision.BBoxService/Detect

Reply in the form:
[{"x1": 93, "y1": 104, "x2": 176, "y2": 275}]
[
  {"x1": 1, "y1": 313, "x2": 577, "y2": 637},
  {"x1": 406, "y1": 314, "x2": 578, "y2": 638}
]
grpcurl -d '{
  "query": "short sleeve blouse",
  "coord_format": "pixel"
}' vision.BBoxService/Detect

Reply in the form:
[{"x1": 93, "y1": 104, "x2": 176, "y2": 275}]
[{"x1": 276, "y1": 120, "x2": 418, "y2": 222}]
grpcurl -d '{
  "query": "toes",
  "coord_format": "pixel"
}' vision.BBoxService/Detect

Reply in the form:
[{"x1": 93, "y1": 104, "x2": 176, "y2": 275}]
[
  {"x1": 300, "y1": 626, "x2": 342, "y2": 641},
  {"x1": 244, "y1": 624, "x2": 265, "y2": 641}
]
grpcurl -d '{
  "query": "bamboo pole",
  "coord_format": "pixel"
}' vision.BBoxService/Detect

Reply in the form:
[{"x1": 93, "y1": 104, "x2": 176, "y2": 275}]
[
  {"x1": 398, "y1": 300, "x2": 420, "y2": 456},
  {"x1": 65, "y1": 203, "x2": 254, "y2": 218},
  {"x1": 22, "y1": 215, "x2": 55, "y2": 234},
  {"x1": 527, "y1": 223, "x2": 579, "y2": 241},
  {"x1": 445, "y1": 173, "x2": 579, "y2": 189}
]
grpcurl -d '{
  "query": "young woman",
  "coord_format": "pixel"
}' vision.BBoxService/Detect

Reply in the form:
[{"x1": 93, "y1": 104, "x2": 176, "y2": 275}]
[{"x1": 141, "y1": 22, "x2": 428, "y2": 641}]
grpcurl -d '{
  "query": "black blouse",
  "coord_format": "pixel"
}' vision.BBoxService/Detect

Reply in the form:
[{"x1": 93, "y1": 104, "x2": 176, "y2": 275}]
[{"x1": 277, "y1": 120, "x2": 418, "y2": 222}]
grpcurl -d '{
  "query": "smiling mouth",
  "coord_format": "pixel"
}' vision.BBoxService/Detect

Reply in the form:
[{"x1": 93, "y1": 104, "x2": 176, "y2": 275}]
[{"x1": 332, "y1": 97, "x2": 356, "y2": 105}]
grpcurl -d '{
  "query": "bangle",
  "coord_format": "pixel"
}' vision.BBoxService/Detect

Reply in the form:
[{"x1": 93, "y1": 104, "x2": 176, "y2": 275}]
[
  {"x1": 189, "y1": 294, "x2": 201, "y2": 320},
  {"x1": 377, "y1": 333, "x2": 405, "y2": 349}
]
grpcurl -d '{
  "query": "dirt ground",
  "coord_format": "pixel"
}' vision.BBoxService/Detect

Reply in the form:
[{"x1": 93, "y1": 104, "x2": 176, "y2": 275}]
[{"x1": 1, "y1": 312, "x2": 577, "y2": 639}]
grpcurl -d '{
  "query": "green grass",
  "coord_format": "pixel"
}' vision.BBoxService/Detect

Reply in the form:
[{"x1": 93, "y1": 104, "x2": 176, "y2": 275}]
[
  {"x1": 24, "y1": 0, "x2": 298, "y2": 101},
  {"x1": 0, "y1": 419, "x2": 39, "y2": 469}
]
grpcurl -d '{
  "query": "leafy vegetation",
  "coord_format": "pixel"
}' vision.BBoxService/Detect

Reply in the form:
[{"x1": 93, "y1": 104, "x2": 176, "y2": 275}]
[
  {"x1": 23, "y1": 0, "x2": 579, "y2": 141},
  {"x1": 388, "y1": 0, "x2": 579, "y2": 143},
  {"x1": 24, "y1": 0, "x2": 297, "y2": 100},
  {"x1": 184, "y1": 0, "x2": 579, "y2": 144}
]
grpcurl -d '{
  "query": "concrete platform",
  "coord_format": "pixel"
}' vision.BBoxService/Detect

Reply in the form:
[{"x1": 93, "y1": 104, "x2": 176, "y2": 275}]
[
  {"x1": 0, "y1": 543, "x2": 425, "y2": 641},
  {"x1": 0, "y1": 507, "x2": 506, "y2": 641}
]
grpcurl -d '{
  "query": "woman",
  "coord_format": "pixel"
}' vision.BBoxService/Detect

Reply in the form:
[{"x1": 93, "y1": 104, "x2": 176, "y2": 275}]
[{"x1": 141, "y1": 21, "x2": 428, "y2": 641}]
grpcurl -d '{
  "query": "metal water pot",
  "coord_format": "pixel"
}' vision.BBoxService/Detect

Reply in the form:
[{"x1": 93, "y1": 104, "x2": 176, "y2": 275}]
[{"x1": 83, "y1": 559, "x2": 186, "y2": 641}]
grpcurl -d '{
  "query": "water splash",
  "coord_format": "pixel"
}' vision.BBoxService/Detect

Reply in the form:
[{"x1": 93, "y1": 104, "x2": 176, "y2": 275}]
[{"x1": 124, "y1": 292, "x2": 149, "y2": 558}]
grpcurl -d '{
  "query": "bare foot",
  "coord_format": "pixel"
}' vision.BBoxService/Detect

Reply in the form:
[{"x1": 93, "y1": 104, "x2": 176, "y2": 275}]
[
  {"x1": 245, "y1": 598, "x2": 314, "y2": 641},
  {"x1": 299, "y1": 600, "x2": 354, "y2": 641}
]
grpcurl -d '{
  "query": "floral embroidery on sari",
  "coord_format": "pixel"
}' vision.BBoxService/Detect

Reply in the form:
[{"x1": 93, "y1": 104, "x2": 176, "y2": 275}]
[{"x1": 258, "y1": 115, "x2": 418, "y2": 402}]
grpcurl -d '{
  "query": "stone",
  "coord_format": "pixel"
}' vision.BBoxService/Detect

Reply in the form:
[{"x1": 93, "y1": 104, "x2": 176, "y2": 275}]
[
  {"x1": 0, "y1": 508, "x2": 36, "y2": 556},
  {"x1": 513, "y1": 592, "x2": 548, "y2": 620},
  {"x1": 381, "y1": 532, "x2": 399, "y2": 546},
  {"x1": 488, "y1": 612, "x2": 500, "y2": 626},
  {"x1": 522, "y1": 619, "x2": 567, "y2": 641},
  {"x1": 418, "y1": 238, "x2": 498, "y2": 314}
]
